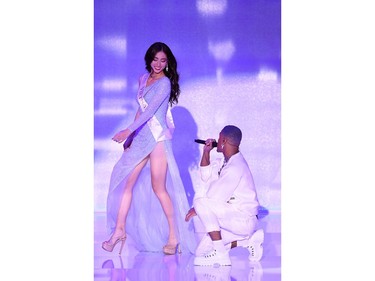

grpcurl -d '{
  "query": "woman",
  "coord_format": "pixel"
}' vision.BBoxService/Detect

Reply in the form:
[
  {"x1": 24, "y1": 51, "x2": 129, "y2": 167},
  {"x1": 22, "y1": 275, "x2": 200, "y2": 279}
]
[{"x1": 102, "y1": 42, "x2": 196, "y2": 255}]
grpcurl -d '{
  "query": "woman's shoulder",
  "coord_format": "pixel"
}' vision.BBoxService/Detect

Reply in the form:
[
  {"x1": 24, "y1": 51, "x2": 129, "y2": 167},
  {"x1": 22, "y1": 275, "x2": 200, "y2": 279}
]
[
  {"x1": 153, "y1": 76, "x2": 170, "y2": 90},
  {"x1": 160, "y1": 76, "x2": 171, "y2": 85},
  {"x1": 139, "y1": 73, "x2": 149, "y2": 81}
]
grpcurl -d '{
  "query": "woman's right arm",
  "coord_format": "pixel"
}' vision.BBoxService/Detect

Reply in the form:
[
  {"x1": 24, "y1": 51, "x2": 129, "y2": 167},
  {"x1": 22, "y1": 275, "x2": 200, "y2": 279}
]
[
  {"x1": 127, "y1": 78, "x2": 170, "y2": 133},
  {"x1": 134, "y1": 107, "x2": 141, "y2": 121}
]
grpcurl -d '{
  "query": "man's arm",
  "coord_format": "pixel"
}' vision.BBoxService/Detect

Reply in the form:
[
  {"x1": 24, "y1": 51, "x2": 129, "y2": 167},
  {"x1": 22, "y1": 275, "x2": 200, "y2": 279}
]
[
  {"x1": 200, "y1": 150, "x2": 210, "y2": 167},
  {"x1": 200, "y1": 138, "x2": 216, "y2": 166},
  {"x1": 200, "y1": 139, "x2": 215, "y2": 167},
  {"x1": 199, "y1": 139, "x2": 217, "y2": 182}
]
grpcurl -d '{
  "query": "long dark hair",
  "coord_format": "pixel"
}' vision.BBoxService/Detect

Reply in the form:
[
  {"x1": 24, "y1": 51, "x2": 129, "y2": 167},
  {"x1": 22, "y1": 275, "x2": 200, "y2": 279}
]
[{"x1": 144, "y1": 42, "x2": 180, "y2": 105}]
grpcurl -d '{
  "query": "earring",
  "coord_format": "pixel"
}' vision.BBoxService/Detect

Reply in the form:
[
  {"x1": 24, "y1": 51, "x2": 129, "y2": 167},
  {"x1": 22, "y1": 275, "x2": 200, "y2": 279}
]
[
  {"x1": 166, "y1": 65, "x2": 169, "y2": 72},
  {"x1": 221, "y1": 144, "x2": 224, "y2": 149}
]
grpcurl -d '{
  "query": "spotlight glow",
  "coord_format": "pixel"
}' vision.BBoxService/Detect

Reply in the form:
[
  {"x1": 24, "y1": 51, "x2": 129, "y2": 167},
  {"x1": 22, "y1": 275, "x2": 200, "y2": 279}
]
[
  {"x1": 196, "y1": 0, "x2": 227, "y2": 16},
  {"x1": 96, "y1": 36, "x2": 127, "y2": 56},
  {"x1": 95, "y1": 78, "x2": 127, "y2": 91},
  {"x1": 208, "y1": 40, "x2": 235, "y2": 62}
]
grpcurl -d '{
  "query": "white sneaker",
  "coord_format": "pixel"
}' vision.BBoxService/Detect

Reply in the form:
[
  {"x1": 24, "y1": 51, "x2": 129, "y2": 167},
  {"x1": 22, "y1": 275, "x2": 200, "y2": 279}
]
[
  {"x1": 194, "y1": 249, "x2": 232, "y2": 266},
  {"x1": 195, "y1": 234, "x2": 214, "y2": 257},
  {"x1": 245, "y1": 229, "x2": 264, "y2": 262}
]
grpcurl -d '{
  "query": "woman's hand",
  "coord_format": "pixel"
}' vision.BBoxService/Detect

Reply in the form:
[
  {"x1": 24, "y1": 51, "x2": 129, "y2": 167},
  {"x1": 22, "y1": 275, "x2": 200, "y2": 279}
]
[
  {"x1": 112, "y1": 129, "x2": 131, "y2": 143},
  {"x1": 185, "y1": 207, "x2": 197, "y2": 222}
]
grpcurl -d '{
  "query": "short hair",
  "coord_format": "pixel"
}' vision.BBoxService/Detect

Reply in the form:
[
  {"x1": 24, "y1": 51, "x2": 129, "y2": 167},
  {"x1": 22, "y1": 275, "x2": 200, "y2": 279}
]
[{"x1": 221, "y1": 125, "x2": 242, "y2": 146}]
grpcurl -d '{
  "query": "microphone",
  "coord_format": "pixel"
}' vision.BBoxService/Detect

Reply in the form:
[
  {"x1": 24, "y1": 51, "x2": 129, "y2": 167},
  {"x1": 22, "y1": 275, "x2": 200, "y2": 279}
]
[{"x1": 194, "y1": 139, "x2": 217, "y2": 147}]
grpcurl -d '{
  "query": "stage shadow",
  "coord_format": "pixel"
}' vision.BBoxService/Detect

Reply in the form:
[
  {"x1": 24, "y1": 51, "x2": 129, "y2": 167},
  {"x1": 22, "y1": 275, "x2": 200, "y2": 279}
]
[
  {"x1": 171, "y1": 106, "x2": 200, "y2": 207},
  {"x1": 258, "y1": 205, "x2": 269, "y2": 220}
]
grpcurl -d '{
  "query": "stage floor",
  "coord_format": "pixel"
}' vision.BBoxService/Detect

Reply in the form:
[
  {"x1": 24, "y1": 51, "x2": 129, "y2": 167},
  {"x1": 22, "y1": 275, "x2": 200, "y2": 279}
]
[{"x1": 94, "y1": 211, "x2": 281, "y2": 281}]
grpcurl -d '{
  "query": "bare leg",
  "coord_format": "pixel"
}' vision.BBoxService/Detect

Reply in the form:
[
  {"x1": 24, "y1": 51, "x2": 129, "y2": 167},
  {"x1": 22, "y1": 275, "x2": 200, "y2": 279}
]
[
  {"x1": 109, "y1": 156, "x2": 149, "y2": 241},
  {"x1": 150, "y1": 142, "x2": 178, "y2": 246}
]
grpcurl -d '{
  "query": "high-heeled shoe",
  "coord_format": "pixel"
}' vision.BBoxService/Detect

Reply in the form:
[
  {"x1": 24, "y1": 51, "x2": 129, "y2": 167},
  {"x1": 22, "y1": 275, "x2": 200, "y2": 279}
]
[
  {"x1": 163, "y1": 243, "x2": 181, "y2": 255},
  {"x1": 102, "y1": 234, "x2": 127, "y2": 255}
]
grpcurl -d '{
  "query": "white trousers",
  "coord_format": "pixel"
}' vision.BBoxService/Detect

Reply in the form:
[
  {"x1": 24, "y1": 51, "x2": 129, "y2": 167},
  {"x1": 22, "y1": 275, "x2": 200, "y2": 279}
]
[{"x1": 194, "y1": 197, "x2": 258, "y2": 254}]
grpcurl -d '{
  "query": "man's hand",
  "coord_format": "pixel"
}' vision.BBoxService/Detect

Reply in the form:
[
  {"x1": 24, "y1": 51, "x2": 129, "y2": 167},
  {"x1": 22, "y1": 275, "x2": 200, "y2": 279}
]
[
  {"x1": 203, "y1": 139, "x2": 216, "y2": 153},
  {"x1": 185, "y1": 207, "x2": 197, "y2": 222},
  {"x1": 200, "y1": 139, "x2": 216, "y2": 167}
]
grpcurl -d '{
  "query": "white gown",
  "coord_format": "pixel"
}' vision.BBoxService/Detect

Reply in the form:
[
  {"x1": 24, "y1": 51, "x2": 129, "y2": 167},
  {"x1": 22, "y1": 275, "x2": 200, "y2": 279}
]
[{"x1": 105, "y1": 73, "x2": 197, "y2": 254}]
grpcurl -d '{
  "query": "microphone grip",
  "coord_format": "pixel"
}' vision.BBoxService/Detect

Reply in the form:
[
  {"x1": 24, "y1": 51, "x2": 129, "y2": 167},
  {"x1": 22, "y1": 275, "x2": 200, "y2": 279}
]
[{"x1": 194, "y1": 139, "x2": 218, "y2": 148}]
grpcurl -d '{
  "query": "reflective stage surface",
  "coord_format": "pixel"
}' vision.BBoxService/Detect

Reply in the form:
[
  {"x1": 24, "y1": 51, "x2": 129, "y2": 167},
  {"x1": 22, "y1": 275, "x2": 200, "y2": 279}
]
[{"x1": 94, "y1": 211, "x2": 281, "y2": 281}]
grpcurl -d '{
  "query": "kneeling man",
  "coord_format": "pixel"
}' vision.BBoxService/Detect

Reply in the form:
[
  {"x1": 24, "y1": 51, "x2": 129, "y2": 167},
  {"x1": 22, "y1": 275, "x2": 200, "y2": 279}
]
[{"x1": 185, "y1": 125, "x2": 264, "y2": 266}]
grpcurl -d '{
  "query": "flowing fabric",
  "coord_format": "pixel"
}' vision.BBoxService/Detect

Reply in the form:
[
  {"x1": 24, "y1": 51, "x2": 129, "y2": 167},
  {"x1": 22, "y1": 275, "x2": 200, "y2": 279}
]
[{"x1": 105, "y1": 73, "x2": 197, "y2": 254}]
